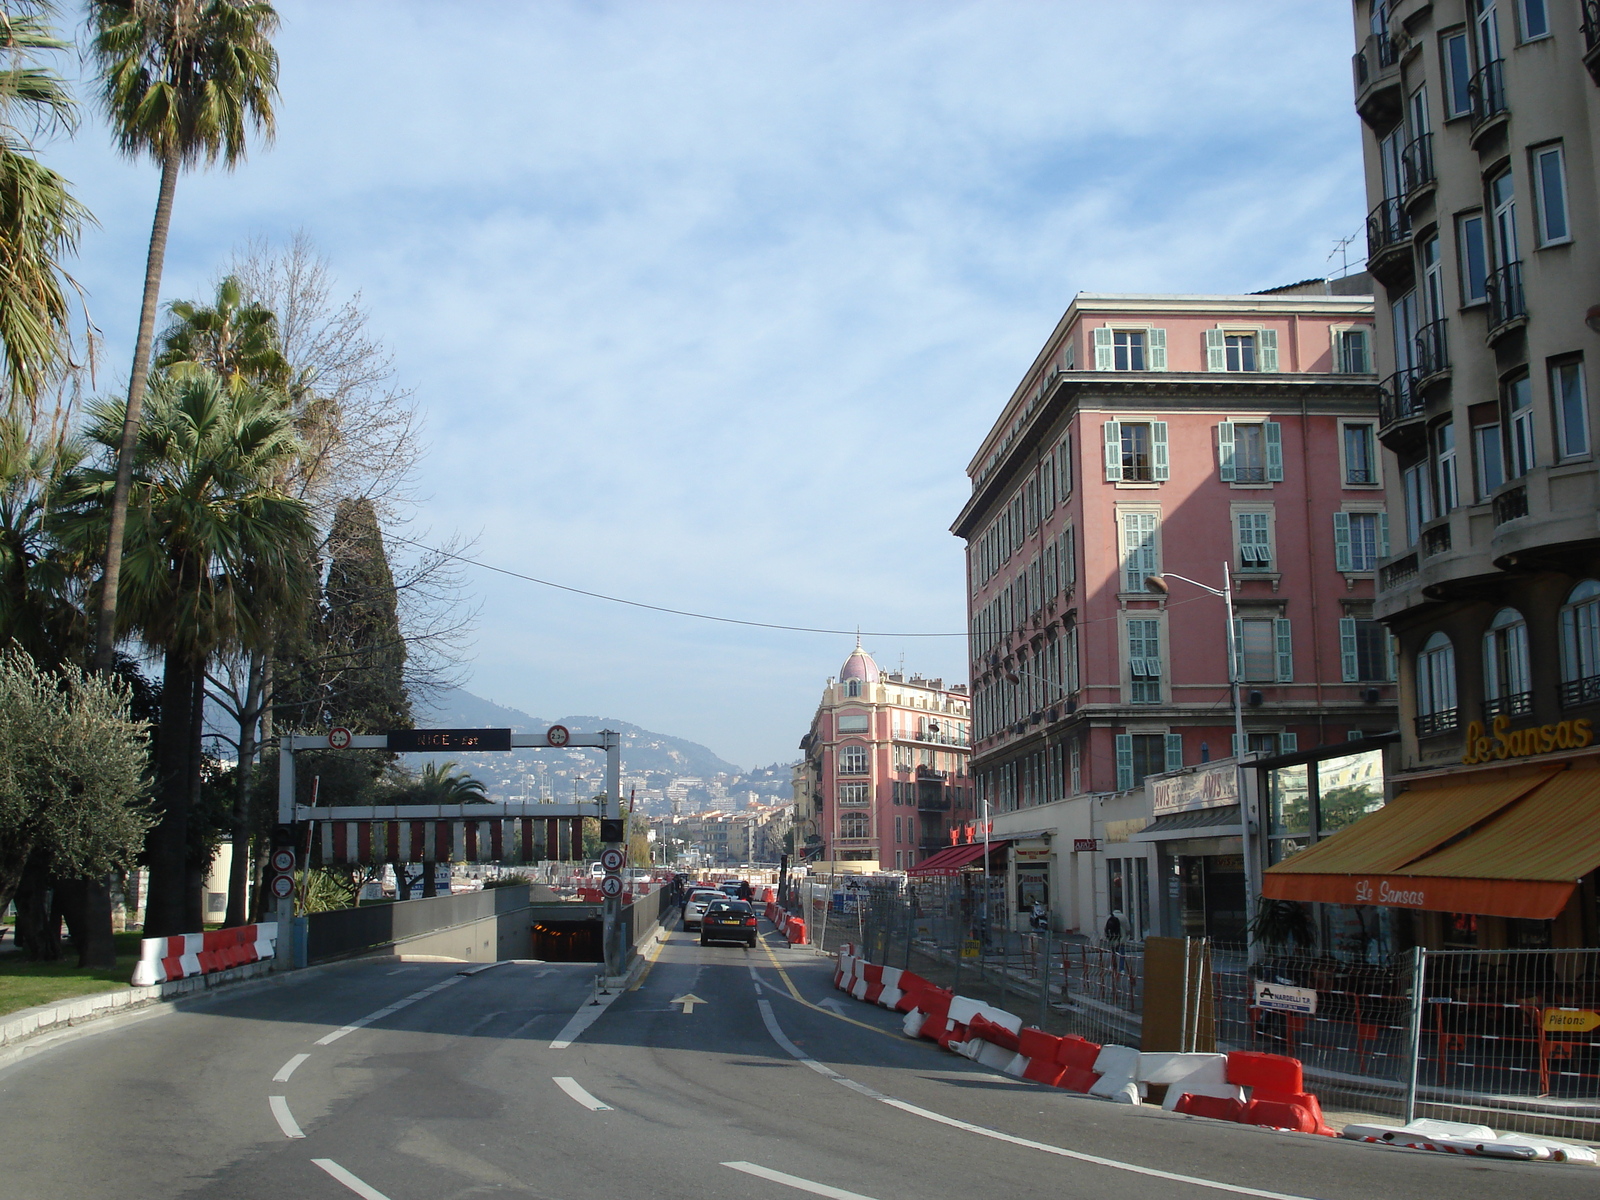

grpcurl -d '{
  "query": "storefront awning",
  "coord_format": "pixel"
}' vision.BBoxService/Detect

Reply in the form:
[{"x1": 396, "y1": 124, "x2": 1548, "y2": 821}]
[
  {"x1": 1262, "y1": 767, "x2": 1583, "y2": 919},
  {"x1": 1131, "y1": 805, "x2": 1242, "y2": 841},
  {"x1": 907, "y1": 839, "x2": 1009, "y2": 876}
]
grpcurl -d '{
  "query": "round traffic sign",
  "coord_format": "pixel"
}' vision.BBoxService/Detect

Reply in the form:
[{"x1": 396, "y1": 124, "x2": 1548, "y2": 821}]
[
  {"x1": 600, "y1": 847, "x2": 625, "y2": 872},
  {"x1": 271, "y1": 848, "x2": 296, "y2": 873},
  {"x1": 328, "y1": 726, "x2": 353, "y2": 750},
  {"x1": 546, "y1": 724, "x2": 570, "y2": 747},
  {"x1": 599, "y1": 874, "x2": 624, "y2": 898},
  {"x1": 270, "y1": 873, "x2": 295, "y2": 899}
]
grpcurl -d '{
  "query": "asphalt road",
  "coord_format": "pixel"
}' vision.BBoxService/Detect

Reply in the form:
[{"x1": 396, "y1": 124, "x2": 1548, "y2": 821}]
[{"x1": 0, "y1": 921, "x2": 1592, "y2": 1200}]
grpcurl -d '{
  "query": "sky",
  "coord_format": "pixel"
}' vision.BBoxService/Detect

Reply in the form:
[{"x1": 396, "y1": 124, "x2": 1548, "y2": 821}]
[{"x1": 47, "y1": 1, "x2": 1367, "y2": 770}]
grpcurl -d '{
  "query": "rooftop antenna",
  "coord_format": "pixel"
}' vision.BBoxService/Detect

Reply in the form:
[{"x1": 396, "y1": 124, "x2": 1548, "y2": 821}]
[{"x1": 1327, "y1": 229, "x2": 1360, "y2": 279}]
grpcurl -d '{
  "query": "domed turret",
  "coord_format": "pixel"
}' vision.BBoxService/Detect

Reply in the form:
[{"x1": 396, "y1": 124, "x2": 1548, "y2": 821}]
[{"x1": 839, "y1": 641, "x2": 880, "y2": 685}]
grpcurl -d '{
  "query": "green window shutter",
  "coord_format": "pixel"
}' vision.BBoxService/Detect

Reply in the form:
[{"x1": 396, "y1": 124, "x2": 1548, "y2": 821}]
[
  {"x1": 1094, "y1": 326, "x2": 1114, "y2": 371},
  {"x1": 1103, "y1": 420, "x2": 1123, "y2": 481},
  {"x1": 1340, "y1": 616, "x2": 1359, "y2": 681},
  {"x1": 1275, "y1": 617, "x2": 1294, "y2": 682},
  {"x1": 1115, "y1": 734, "x2": 1134, "y2": 791},
  {"x1": 1059, "y1": 435, "x2": 1073, "y2": 496},
  {"x1": 1231, "y1": 733, "x2": 1243, "y2": 758},
  {"x1": 1265, "y1": 422, "x2": 1284, "y2": 481},
  {"x1": 1260, "y1": 329, "x2": 1280, "y2": 372},
  {"x1": 1063, "y1": 527, "x2": 1076, "y2": 585},
  {"x1": 1217, "y1": 422, "x2": 1236, "y2": 481},
  {"x1": 1164, "y1": 733, "x2": 1184, "y2": 772},
  {"x1": 1279, "y1": 732, "x2": 1298, "y2": 754},
  {"x1": 1152, "y1": 421, "x2": 1169, "y2": 480},
  {"x1": 1387, "y1": 633, "x2": 1398, "y2": 682},
  {"x1": 1378, "y1": 512, "x2": 1391, "y2": 559},
  {"x1": 1205, "y1": 328, "x2": 1227, "y2": 372},
  {"x1": 1148, "y1": 327, "x2": 1167, "y2": 370},
  {"x1": 1333, "y1": 511, "x2": 1352, "y2": 571}
]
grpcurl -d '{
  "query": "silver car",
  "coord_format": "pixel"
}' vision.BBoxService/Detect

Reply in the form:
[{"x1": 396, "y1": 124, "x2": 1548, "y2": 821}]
[{"x1": 683, "y1": 889, "x2": 723, "y2": 931}]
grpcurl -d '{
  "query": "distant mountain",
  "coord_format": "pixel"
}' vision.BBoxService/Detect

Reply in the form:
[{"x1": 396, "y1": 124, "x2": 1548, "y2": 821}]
[{"x1": 418, "y1": 686, "x2": 744, "y2": 779}]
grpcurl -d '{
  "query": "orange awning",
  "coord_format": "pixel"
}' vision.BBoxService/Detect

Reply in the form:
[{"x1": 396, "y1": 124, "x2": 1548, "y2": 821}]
[{"x1": 1262, "y1": 768, "x2": 1581, "y2": 919}]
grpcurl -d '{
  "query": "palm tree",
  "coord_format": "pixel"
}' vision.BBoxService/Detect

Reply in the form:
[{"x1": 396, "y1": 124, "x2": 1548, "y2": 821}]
[
  {"x1": 155, "y1": 272, "x2": 288, "y2": 389},
  {"x1": 0, "y1": 411, "x2": 87, "y2": 663},
  {"x1": 86, "y1": 0, "x2": 281, "y2": 676},
  {"x1": 0, "y1": 1, "x2": 93, "y2": 401},
  {"x1": 61, "y1": 369, "x2": 312, "y2": 935},
  {"x1": 412, "y1": 761, "x2": 488, "y2": 804}
]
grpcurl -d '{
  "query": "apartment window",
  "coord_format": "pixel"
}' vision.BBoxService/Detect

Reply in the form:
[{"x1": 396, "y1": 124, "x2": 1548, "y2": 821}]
[
  {"x1": 1483, "y1": 607, "x2": 1531, "y2": 715},
  {"x1": 1093, "y1": 327, "x2": 1167, "y2": 371},
  {"x1": 1115, "y1": 733, "x2": 1169, "y2": 792},
  {"x1": 1236, "y1": 511, "x2": 1272, "y2": 570},
  {"x1": 1559, "y1": 580, "x2": 1600, "y2": 702},
  {"x1": 1062, "y1": 618, "x2": 1080, "y2": 695},
  {"x1": 1115, "y1": 330, "x2": 1145, "y2": 371},
  {"x1": 845, "y1": 679, "x2": 861, "y2": 698},
  {"x1": 1517, "y1": 0, "x2": 1549, "y2": 40},
  {"x1": 1334, "y1": 511, "x2": 1388, "y2": 572},
  {"x1": 1069, "y1": 739, "x2": 1081, "y2": 793},
  {"x1": 838, "y1": 744, "x2": 869, "y2": 775},
  {"x1": 893, "y1": 743, "x2": 913, "y2": 770},
  {"x1": 1491, "y1": 169, "x2": 1519, "y2": 267},
  {"x1": 839, "y1": 813, "x2": 868, "y2": 839},
  {"x1": 1056, "y1": 434, "x2": 1073, "y2": 498},
  {"x1": 1457, "y1": 213, "x2": 1488, "y2": 304},
  {"x1": 894, "y1": 816, "x2": 902, "y2": 843},
  {"x1": 1443, "y1": 32, "x2": 1472, "y2": 118},
  {"x1": 1206, "y1": 328, "x2": 1279, "y2": 373},
  {"x1": 1416, "y1": 631, "x2": 1458, "y2": 719},
  {"x1": 1533, "y1": 145, "x2": 1570, "y2": 245},
  {"x1": 1434, "y1": 421, "x2": 1459, "y2": 512},
  {"x1": 1335, "y1": 328, "x2": 1371, "y2": 374},
  {"x1": 837, "y1": 782, "x2": 870, "y2": 806},
  {"x1": 1401, "y1": 460, "x2": 1434, "y2": 545},
  {"x1": 1552, "y1": 358, "x2": 1589, "y2": 459},
  {"x1": 1343, "y1": 422, "x2": 1377, "y2": 484},
  {"x1": 1340, "y1": 616, "x2": 1394, "y2": 682},
  {"x1": 838, "y1": 713, "x2": 869, "y2": 733},
  {"x1": 1127, "y1": 618, "x2": 1162, "y2": 704},
  {"x1": 1474, "y1": 422, "x2": 1504, "y2": 498},
  {"x1": 1218, "y1": 421, "x2": 1283, "y2": 483},
  {"x1": 1119, "y1": 510, "x2": 1160, "y2": 593},
  {"x1": 1506, "y1": 374, "x2": 1535, "y2": 478},
  {"x1": 1235, "y1": 616, "x2": 1293, "y2": 683},
  {"x1": 1102, "y1": 419, "x2": 1166, "y2": 483}
]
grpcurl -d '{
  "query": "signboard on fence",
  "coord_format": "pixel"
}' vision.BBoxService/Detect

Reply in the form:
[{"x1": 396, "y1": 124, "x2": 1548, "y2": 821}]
[
  {"x1": 1253, "y1": 980, "x2": 1318, "y2": 1015},
  {"x1": 961, "y1": 939, "x2": 981, "y2": 958},
  {"x1": 1543, "y1": 1008, "x2": 1600, "y2": 1033}
]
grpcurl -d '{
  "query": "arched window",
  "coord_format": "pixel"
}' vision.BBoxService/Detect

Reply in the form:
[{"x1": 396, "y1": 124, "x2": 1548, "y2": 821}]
[
  {"x1": 1416, "y1": 631, "x2": 1458, "y2": 735},
  {"x1": 839, "y1": 812, "x2": 869, "y2": 839},
  {"x1": 838, "y1": 744, "x2": 870, "y2": 775},
  {"x1": 845, "y1": 679, "x2": 861, "y2": 698},
  {"x1": 1560, "y1": 580, "x2": 1600, "y2": 706},
  {"x1": 1482, "y1": 608, "x2": 1531, "y2": 717}
]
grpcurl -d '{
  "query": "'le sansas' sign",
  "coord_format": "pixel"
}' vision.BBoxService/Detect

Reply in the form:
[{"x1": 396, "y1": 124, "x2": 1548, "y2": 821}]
[
  {"x1": 1151, "y1": 762, "x2": 1237, "y2": 816},
  {"x1": 1461, "y1": 714, "x2": 1592, "y2": 765}
]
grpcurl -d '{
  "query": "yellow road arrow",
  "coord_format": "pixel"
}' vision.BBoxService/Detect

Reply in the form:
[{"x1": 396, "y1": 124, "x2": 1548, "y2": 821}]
[{"x1": 670, "y1": 993, "x2": 707, "y2": 1014}]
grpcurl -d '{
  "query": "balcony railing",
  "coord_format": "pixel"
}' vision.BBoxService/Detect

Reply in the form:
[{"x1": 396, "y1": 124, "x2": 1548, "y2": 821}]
[
  {"x1": 1421, "y1": 522, "x2": 1452, "y2": 557},
  {"x1": 917, "y1": 795, "x2": 951, "y2": 813},
  {"x1": 1486, "y1": 260, "x2": 1526, "y2": 330},
  {"x1": 1380, "y1": 552, "x2": 1419, "y2": 591},
  {"x1": 1415, "y1": 708, "x2": 1460, "y2": 738},
  {"x1": 1470, "y1": 59, "x2": 1509, "y2": 131},
  {"x1": 1493, "y1": 483, "x2": 1529, "y2": 525},
  {"x1": 1379, "y1": 368, "x2": 1423, "y2": 429},
  {"x1": 1366, "y1": 196, "x2": 1411, "y2": 263},
  {"x1": 1401, "y1": 133, "x2": 1435, "y2": 200},
  {"x1": 1414, "y1": 319, "x2": 1449, "y2": 378},
  {"x1": 1583, "y1": 2, "x2": 1600, "y2": 86},
  {"x1": 1483, "y1": 692, "x2": 1533, "y2": 720},
  {"x1": 1560, "y1": 673, "x2": 1600, "y2": 708}
]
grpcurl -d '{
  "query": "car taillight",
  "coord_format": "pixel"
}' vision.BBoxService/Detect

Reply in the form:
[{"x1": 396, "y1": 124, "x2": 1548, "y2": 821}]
[{"x1": 745, "y1": 917, "x2": 757, "y2": 926}]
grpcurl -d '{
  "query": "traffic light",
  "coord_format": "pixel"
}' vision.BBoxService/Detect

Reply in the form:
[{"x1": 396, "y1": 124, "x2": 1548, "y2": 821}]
[{"x1": 600, "y1": 818, "x2": 625, "y2": 843}]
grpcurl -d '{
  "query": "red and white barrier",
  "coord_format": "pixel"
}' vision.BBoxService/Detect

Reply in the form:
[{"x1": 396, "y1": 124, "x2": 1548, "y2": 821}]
[{"x1": 131, "y1": 922, "x2": 278, "y2": 987}]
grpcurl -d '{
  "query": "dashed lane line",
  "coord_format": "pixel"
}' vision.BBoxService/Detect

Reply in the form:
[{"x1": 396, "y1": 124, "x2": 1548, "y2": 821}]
[
  {"x1": 315, "y1": 976, "x2": 466, "y2": 1046},
  {"x1": 553, "y1": 1076, "x2": 614, "y2": 1111},
  {"x1": 312, "y1": 1158, "x2": 393, "y2": 1200},
  {"x1": 268, "y1": 1095, "x2": 305, "y2": 1139},
  {"x1": 754, "y1": 998, "x2": 1328, "y2": 1200},
  {"x1": 722, "y1": 1161, "x2": 881, "y2": 1200},
  {"x1": 273, "y1": 1053, "x2": 310, "y2": 1083}
]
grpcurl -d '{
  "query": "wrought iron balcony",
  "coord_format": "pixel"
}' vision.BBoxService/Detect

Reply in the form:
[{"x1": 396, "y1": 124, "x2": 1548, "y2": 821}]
[
  {"x1": 1486, "y1": 261, "x2": 1526, "y2": 331},
  {"x1": 1414, "y1": 708, "x2": 1459, "y2": 738},
  {"x1": 1378, "y1": 368, "x2": 1423, "y2": 431},
  {"x1": 1401, "y1": 134, "x2": 1435, "y2": 202},
  {"x1": 1353, "y1": 18, "x2": 1403, "y2": 128},
  {"x1": 1379, "y1": 552, "x2": 1419, "y2": 592},
  {"x1": 1414, "y1": 319, "x2": 1449, "y2": 379},
  {"x1": 1482, "y1": 692, "x2": 1533, "y2": 721},
  {"x1": 1584, "y1": 1, "x2": 1600, "y2": 86},
  {"x1": 1421, "y1": 522, "x2": 1452, "y2": 558},
  {"x1": 1560, "y1": 673, "x2": 1600, "y2": 708},
  {"x1": 1493, "y1": 483, "x2": 1529, "y2": 525},
  {"x1": 1469, "y1": 59, "x2": 1509, "y2": 133},
  {"x1": 1366, "y1": 196, "x2": 1412, "y2": 283}
]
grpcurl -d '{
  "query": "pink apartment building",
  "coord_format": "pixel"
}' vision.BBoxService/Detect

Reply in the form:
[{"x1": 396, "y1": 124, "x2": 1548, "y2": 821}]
[
  {"x1": 793, "y1": 645, "x2": 973, "y2": 873},
  {"x1": 950, "y1": 285, "x2": 1398, "y2": 941}
]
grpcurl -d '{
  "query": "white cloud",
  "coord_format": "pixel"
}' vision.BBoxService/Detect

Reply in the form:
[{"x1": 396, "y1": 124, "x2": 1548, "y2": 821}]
[{"x1": 50, "y1": 0, "x2": 1365, "y2": 767}]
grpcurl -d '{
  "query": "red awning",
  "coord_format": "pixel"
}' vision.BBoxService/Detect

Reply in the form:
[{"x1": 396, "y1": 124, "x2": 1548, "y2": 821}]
[{"x1": 907, "y1": 840, "x2": 1009, "y2": 876}]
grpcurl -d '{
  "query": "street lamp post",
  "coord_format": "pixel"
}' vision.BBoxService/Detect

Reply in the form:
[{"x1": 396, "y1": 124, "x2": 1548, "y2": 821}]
[{"x1": 1146, "y1": 565, "x2": 1257, "y2": 965}]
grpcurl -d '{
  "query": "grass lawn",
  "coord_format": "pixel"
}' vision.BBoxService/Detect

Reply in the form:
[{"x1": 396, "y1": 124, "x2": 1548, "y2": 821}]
[{"x1": 0, "y1": 931, "x2": 143, "y2": 1018}]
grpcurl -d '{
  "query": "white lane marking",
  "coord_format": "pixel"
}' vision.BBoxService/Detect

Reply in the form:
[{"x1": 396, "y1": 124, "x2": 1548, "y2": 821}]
[
  {"x1": 273, "y1": 1053, "x2": 310, "y2": 1082},
  {"x1": 384, "y1": 967, "x2": 418, "y2": 975},
  {"x1": 268, "y1": 1095, "x2": 305, "y2": 1139},
  {"x1": 722, "y1": 1161, "x2": 879, "y2": 1200},
  {"x1": 550, "y1": 983, "x2": 624, "y2": 1049},
  {"x1": 755, "y1": 999, "x2": 1325, "y2": 1200},
  {"x1": 315, "y1": 976, "x2": 466, "y2": 1045},
  {"x1": 312, "y1": 1158, "x2": 393, "y2": 1200},
  {"x1": 553, "y1": 1075, "x2": 614, "y2": 1111}
]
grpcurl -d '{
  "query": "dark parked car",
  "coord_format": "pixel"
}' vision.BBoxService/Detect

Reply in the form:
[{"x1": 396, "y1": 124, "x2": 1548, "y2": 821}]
[{"x1": 700, "y1": 899, "x2": 757, "y2": 948}]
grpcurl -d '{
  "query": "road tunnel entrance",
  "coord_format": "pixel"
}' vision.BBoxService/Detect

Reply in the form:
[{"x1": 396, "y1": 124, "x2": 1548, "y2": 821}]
[{"x1": 532, "y1": 918, "x2": 604, "y2": 962}]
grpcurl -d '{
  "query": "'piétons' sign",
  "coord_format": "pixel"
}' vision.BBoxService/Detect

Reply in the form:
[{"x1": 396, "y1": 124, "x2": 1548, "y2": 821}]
[{"x1": 1460, "y1": 714, "x2": 1592, "y2": 765}]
